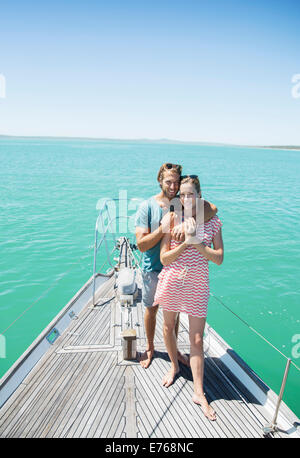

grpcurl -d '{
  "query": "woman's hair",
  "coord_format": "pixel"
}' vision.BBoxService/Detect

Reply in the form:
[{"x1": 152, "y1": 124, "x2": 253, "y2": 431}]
[
  {"x1": 157, "y1": 163, "x2": 182, "y2": 182},
  {"x1": 180, "y1": 175, "x2": 201, "y2": 195}
]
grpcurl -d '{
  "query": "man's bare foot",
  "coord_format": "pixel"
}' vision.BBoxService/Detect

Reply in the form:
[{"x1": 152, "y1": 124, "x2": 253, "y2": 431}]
[
  {"x1": 192, "y1": 393, "x2": 216, "y2": 421},
  {"x1": 177, "y1": 351, "x2": 190, "y2": 367},
  {"x1": 138, "y1": 349, "x2": 154, "y2": 369},
  {"x1": 162, "y1": 366, "x2": 180, "y2": 388}
]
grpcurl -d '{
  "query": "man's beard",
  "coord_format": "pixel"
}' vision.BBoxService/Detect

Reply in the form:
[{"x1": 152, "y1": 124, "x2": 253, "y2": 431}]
[{"x1": 161, "y1": 185, "x2": 178, "y2": 200}]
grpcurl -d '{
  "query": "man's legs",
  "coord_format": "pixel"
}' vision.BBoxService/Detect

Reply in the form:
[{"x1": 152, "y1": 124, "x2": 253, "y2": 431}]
[
  {"x1": 139, "y1": 304, "x2": 158, "y2": 368},
  {"x1": 139, "y1": 271, "x2": 159, "y2": 368},
  {"x1": 138, "y1": 271, "x2": 190, "y2": 369}
]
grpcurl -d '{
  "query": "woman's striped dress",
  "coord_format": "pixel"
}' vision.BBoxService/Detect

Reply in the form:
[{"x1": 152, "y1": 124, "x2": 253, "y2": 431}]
[{"x1": 154, "y1": 215, "x2": 222, "y2": 318}]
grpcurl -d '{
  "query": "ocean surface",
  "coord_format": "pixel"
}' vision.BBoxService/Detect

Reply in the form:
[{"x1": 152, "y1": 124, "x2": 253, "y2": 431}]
[{"x1": 0, "y1": 137, "x2": 299, "y2": 418}]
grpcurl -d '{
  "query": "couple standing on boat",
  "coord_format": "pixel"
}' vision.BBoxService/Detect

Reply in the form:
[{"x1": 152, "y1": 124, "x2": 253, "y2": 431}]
[{"x1": 135, "y1": 163, "x2": 224, "y2": 422}]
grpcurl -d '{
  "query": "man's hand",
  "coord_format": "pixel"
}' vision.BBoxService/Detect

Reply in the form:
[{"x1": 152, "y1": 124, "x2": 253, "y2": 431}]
[
  {"x1": 171, "y1": 222, "x2": 185, "y2": 242},
  {"x1": 160, "y1": 211, "x2": 174, "y2": 234},
  {"x1": 160, "y1": 210, "x2": 181, "y2": 234}
]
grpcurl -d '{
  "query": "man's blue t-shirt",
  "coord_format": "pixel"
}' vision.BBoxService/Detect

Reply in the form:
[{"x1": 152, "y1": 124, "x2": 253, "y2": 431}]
[{"x1": 135, "y1": 197, "x2": 163, "y2": 272}]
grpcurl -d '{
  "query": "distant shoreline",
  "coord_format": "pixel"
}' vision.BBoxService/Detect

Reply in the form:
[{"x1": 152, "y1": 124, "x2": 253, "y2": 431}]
[
  {"x1": 258, "y1": 146, "x2": 300, "y2": 151},
  {"x1": 0, "y1": 134, "x2": 300, "y2": 150}
]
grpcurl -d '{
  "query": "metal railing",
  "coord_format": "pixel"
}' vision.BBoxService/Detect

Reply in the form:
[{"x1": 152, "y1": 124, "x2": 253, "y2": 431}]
[{"x1": 264, "y1": 358, "x2": 292, "y2": 434}]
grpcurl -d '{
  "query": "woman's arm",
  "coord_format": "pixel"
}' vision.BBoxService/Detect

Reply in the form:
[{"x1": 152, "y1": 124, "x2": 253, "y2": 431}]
[
  {"x1": 192, "y1": 228, "x2": 224, "y2": 265},
  {"x1": 160, "y1": 232, "x2": 187, "y2": 266}
]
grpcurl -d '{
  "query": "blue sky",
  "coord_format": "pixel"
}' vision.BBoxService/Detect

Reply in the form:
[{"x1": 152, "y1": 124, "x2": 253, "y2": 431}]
[{"x1": 0, "y1": 0, "x2": 300, "y2": 144}]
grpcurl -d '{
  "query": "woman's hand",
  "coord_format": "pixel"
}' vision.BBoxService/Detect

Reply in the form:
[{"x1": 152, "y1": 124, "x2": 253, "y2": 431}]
[
  {"x1": 184, "y1": 217, "x2": 200, "y2": 245},
  {"x1": 184, "y1": 217, "x2": 196, "y2": 235}
]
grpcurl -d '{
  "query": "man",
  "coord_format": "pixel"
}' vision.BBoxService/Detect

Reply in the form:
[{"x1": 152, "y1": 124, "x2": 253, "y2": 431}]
[{"x1": 135, "y1": 163, "x2": 218, "y2": 368}]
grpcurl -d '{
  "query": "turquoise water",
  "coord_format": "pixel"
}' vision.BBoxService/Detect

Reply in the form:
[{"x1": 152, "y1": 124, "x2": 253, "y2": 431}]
[{"x1": 0, "y1": 137, "x2": 299, "y2": 418}]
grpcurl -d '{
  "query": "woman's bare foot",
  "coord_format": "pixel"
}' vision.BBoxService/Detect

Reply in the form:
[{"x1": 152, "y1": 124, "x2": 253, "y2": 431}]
[
  {"x1": 162, "y1": 366, "x2": 180, "y2": 387},
  {"x1": 192, "y1": 393, "x2": 216, "y2": 421},
  {"x1": 138, "y1": 348, "x2": 154, "y2": 369},
  {"x1": 177, "y1": 351, "x2": 190, "y2": 367}
]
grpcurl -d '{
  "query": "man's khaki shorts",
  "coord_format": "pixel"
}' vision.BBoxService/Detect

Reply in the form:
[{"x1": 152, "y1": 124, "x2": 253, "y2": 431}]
[{"x1": 141, "y1": 271, "x2": 160, "y2": 308}]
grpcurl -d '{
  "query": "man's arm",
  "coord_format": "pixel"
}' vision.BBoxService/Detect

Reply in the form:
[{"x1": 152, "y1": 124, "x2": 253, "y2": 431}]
[
  {"x1": 203, "y1": 200, "x2": 218, "y2": 222},
  {"x1": 136, "y1": 211, "x2": 174, "y2": 253},
  {"x1": 135, "y1": 225, "x2": 164, "y2": 253}
]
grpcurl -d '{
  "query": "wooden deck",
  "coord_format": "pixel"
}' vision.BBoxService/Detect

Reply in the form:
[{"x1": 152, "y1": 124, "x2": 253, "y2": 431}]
[{"x1": 0, "y1": 274, "x2": 299, "y2": 438}]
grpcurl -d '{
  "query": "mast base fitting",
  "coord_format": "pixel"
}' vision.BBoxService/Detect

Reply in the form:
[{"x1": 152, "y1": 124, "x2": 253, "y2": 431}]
[
  {"x1": 263, "y1": 424, "x2": 277, "y2": 436},
  {"x1": 121, "y1": 329, "x2": 137, "y2": 360}
]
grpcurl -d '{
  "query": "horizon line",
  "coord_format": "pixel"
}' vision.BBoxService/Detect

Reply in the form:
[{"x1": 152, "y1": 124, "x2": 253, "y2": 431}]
[{"x1": 0, "y1": 134, "x2": 299, "y2": 149}]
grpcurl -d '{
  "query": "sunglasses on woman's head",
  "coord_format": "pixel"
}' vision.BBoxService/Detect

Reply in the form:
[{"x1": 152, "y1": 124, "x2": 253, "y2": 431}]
[{"x1": 181, "y1": 174, "x2": 199, "y2": 179}]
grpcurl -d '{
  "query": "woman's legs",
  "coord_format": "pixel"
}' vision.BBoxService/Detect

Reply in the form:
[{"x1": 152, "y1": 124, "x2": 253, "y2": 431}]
[
  {"x1": 175, "y1": 313, "x2": 190, "y2": 367},
  {"x1": 188, "y1": 315, "x2": 216, "y2": 421},
  {"x1": 162, "y1": 310, "x2": 180, "y2": 387}
]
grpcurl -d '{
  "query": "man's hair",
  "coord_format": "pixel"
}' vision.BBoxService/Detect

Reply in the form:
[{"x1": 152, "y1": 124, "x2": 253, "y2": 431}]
[{"x1": 157, "y1": 163, "x2": 182, "y2": 182}]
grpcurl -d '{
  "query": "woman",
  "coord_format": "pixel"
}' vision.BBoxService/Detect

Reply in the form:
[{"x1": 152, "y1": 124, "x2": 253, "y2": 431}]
[{"x1": 153, "y1": 175, "x2": 224, "y2": 421}]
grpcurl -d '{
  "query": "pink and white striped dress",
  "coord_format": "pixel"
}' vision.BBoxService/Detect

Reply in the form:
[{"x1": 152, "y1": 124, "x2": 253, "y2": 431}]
[{"x1": 154, "y1": 215, "x2": 222, "y2": 318}]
